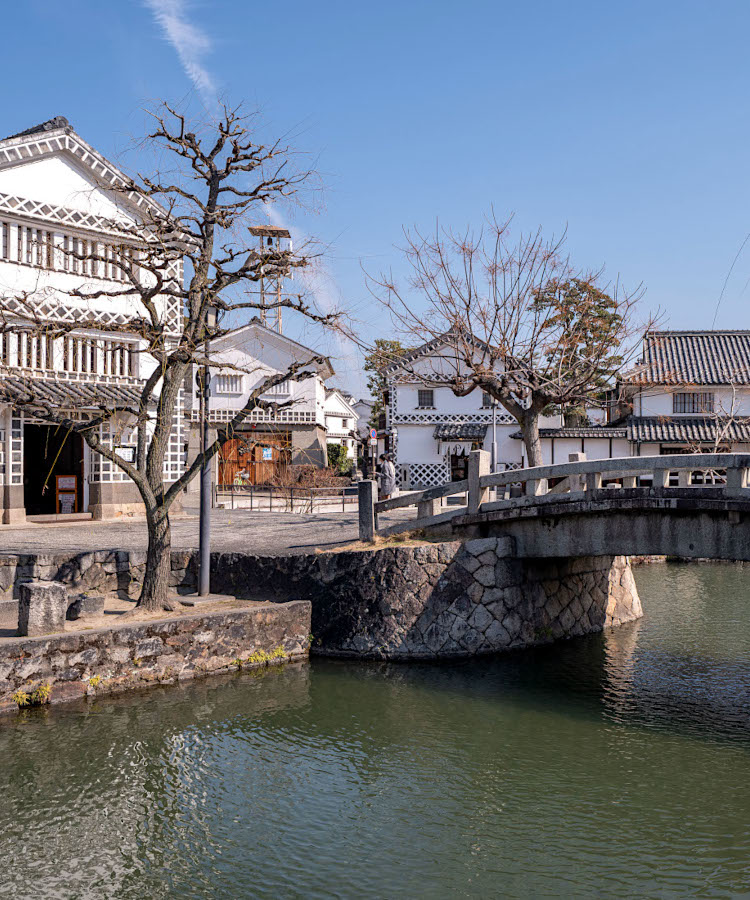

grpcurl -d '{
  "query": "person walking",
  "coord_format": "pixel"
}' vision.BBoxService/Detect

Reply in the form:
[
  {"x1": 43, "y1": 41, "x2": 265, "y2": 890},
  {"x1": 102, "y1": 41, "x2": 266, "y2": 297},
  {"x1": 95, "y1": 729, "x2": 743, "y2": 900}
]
[{"x1": 378, "y1": 453, "x2": 397, "y2": 500}]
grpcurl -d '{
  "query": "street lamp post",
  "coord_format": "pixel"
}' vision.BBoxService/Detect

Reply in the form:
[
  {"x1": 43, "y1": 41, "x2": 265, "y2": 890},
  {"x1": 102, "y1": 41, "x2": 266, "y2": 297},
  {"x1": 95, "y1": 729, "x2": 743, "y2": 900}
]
[
  {"x1": 199, "y1": 307, "x2": 217, "y2": 597},
  {"x1": 491, "y1": 398, "x2": 498, "y2": 475}
]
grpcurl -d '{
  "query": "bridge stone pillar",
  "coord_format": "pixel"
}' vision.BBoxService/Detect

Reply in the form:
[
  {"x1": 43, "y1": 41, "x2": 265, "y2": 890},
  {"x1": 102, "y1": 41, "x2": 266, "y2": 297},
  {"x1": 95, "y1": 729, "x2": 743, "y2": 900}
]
[{"x1": 468, "y1": 449, "x2": 490, "y2": 513}]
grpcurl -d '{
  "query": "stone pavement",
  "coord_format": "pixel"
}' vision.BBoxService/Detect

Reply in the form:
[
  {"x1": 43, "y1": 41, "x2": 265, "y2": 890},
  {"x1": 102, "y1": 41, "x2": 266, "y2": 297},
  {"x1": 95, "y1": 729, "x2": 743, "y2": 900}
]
[{"x1": 0, "y1": 509, "x2": 410, "y2": 557}]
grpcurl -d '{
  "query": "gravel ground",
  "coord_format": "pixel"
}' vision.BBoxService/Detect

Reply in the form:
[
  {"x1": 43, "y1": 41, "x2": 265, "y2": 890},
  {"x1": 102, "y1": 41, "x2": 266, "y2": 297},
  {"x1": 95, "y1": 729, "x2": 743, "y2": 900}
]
[{"x1": 0, "y1": 508, "x2": 412, "y2": 557}]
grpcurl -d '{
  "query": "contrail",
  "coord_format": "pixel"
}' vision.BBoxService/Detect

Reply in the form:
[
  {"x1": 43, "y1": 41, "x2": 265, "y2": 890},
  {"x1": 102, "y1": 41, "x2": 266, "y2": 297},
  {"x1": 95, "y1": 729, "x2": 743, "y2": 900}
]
[{"x1": 143, "y1": 0, "x2": 217, "y2": 99}]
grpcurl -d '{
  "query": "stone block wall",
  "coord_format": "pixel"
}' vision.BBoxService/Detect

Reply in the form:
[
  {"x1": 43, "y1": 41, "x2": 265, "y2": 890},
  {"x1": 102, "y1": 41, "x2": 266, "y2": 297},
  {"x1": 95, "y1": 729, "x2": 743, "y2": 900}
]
[
  {"x1": 0, "y1": 550, "x2": 199, "y2": 607},
  {"x1": 0, "y1": 540, "x2": 641, "y2": 664},
  {"x1": 0, "y1": 601, "x2": 311, "y2": 714},
  {"x1": 209, "y1": 539, "x2": 642, "y2": 659}
]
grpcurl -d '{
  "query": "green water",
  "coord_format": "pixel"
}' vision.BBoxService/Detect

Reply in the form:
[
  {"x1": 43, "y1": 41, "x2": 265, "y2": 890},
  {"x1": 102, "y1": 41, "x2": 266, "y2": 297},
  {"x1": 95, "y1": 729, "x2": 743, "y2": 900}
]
[{"x1": 1, "y1": 563, "x2": 750, "y2": 899}]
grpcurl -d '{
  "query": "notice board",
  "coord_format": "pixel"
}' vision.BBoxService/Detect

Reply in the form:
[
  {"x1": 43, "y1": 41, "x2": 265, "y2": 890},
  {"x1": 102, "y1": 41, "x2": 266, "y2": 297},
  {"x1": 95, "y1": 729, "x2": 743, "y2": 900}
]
[{"x1": 56, "y1": 475, "x2": 77, "y2": 515}]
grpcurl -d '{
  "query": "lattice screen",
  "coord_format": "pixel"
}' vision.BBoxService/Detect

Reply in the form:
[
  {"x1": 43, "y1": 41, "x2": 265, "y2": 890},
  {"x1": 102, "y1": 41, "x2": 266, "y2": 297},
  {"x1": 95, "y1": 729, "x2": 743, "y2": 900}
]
[
  {"x1": 163, "y1": 386, "x2": 185, "y2": 483},
  {"x1": 10, "y1": 414, "x2": 22, "y2": 486},
  {"x1": 401, "y1": 461, "x2": 450, "y2": 490}
]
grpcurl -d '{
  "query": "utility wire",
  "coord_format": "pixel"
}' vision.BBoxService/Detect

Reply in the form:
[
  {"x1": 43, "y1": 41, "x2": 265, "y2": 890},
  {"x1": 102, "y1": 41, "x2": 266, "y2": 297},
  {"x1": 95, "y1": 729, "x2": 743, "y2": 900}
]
[{"x1": 712, "y1": 231, "x2": 750, "y2": 327}]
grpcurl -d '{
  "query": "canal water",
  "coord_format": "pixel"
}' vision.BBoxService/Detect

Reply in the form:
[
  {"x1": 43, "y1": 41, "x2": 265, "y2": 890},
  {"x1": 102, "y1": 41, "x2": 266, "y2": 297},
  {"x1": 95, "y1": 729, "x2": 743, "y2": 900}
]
[{"x1": 1, "y1": 562, "x2": 749, "y2": 898}]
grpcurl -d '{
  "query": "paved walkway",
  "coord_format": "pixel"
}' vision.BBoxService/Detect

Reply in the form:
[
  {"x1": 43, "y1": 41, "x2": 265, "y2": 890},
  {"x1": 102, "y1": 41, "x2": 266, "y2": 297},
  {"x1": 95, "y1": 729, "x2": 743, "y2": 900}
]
[{"x1": 0, "y1": 508, "x2": 410, "y2": 557}]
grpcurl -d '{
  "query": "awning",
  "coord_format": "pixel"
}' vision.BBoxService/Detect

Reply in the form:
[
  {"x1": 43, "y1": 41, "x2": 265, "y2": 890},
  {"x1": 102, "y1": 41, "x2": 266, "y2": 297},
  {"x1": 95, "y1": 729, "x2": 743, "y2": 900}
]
[
  {"x1": 433, "y1": 423, "x2": 488, "y2": 441},
  {"x1": 0, "y1": 375, "x2": 146, "y2": 411}
]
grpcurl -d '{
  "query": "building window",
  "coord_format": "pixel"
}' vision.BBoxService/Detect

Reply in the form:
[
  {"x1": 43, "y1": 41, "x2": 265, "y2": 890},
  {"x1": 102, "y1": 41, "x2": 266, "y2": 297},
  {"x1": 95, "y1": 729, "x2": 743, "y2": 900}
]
[
  {"x1": 215, "y1": 374, "x2": 243, "y2": 394},
  {"x1": 1, "y1": 223, "x2": 8, "y2": 260},
  {"x1": 482, "y1": 391, "x2": 494, "y2": 408},
  {"x1": 264, "y1": 380, "x2": 290, "y2": 396},
  {"x1": 417, "y1": 389, "x2": 434, "y2": 408},
  {"x1": 673, "y1": 392, "x2": 714, "y2": 414}
]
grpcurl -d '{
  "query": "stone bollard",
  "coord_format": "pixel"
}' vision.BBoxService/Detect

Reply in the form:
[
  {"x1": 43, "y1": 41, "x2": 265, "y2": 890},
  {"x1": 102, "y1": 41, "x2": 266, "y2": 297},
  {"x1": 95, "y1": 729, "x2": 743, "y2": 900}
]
[{"x1": 18, "y1": 581, "x2": 68, "y2": 637}]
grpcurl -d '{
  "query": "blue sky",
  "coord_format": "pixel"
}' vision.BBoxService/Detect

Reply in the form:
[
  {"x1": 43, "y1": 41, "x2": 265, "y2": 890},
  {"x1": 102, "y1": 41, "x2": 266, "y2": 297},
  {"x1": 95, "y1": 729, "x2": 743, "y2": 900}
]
[{"x1": 4, "y1": 1, "x2": 750, "y2": 394}]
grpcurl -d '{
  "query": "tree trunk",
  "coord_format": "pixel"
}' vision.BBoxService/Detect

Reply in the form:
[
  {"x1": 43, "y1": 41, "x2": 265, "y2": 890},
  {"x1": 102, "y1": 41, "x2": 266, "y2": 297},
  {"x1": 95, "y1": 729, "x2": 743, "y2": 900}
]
[
  {"x1": 139, "y1": 511, "x2": 174, "y2": 611},
  {"x1": 520, "y1": 413, "x2": 543, "y2": 468}
]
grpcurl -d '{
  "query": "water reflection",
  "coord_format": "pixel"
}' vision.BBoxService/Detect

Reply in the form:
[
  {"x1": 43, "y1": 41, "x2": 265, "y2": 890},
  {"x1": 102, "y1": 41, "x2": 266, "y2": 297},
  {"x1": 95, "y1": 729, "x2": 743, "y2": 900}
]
[{"x1": 1, "y1": 564, "x2": 749, "y2": 898}]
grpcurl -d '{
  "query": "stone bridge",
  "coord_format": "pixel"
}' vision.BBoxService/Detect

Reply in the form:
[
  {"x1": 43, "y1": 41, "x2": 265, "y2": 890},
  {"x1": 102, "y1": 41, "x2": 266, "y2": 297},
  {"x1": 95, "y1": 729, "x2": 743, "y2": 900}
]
[{"x1": 361, "y1": 452, "x2": 750, "y2": 562}]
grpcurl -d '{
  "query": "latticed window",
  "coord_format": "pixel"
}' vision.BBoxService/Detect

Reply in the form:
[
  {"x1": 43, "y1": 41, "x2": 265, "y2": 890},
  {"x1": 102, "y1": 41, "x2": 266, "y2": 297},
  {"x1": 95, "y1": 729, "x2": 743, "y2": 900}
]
[
  {"x1": 672, "y1": 392, "x2": 714, "y2": 414},
  {"x1": 215, "y1": 374, "x2": 244, "y2": 393},
  {"x1": 417, "y1": 389, "x2": 434, "y2": 408}
]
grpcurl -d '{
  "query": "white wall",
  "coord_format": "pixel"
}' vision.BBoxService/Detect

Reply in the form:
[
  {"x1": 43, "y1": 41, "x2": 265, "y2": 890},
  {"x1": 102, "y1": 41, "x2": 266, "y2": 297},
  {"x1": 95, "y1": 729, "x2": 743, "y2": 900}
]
[
  {"x1": 635, "y1": 386, "x2": 750, "y2": 417},
  {"x1": 537, "y1": 437, "x2": 631, "y2": 466}
]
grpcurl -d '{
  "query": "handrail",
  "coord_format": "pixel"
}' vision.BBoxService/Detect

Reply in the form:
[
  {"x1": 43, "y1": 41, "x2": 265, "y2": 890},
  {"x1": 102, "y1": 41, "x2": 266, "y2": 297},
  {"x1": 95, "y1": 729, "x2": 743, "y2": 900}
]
[
  {"x1": 358, "y1": 451, "x2": 750, "y2": 540},
  {"x1": 478, "y1": 452, "x2": 750, "y2": 489},
  {"x1": 375, "y1": 478, "x2": 469, "y2": 513}
]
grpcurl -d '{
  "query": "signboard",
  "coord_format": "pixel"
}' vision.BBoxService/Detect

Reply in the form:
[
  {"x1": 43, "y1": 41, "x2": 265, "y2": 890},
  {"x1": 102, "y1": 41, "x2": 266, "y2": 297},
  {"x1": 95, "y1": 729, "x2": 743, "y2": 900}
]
[
  {"x1": 58, "y1": 493, "x2": 76, "y2": 515},
  {"x1": 116, "y1": 447, "x2": 135, "y2": 463},
  {"x1": 262, "y1": 447, "x2": 273, "y2": 461},
  {"x1": 56, "y1": 475, "x2": 77, "y2": 515}
]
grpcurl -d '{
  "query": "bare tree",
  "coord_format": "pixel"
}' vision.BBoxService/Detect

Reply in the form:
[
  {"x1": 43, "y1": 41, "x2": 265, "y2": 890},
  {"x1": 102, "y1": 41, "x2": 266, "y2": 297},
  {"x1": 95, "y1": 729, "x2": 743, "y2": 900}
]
[
  {"x1": 0, "y1": 103, "x2": 343, "y2": 611},
  {"x1": 367, "y1": 214, "x2": 653, "y2": 466}
]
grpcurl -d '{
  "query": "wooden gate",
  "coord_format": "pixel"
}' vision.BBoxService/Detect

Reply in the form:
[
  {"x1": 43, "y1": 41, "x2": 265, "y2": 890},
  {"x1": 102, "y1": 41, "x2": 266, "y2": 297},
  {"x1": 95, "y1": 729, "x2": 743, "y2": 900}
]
[{"x1": 219, "y1": 434, "x2": 291, "y2": 485}]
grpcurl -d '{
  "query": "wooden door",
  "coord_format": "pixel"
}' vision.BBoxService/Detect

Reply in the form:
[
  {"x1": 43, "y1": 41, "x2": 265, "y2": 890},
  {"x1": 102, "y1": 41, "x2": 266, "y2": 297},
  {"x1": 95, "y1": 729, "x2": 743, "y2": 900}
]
[{"x1": 219, "y1": 438, "x2": 244, "y2": 486}]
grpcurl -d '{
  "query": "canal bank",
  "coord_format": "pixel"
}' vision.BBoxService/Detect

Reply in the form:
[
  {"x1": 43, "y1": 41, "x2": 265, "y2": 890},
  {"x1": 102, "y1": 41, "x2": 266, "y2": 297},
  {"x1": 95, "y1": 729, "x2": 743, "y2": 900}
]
[
  {"x1": 0, "y1": 600, "x2": 311, "y2": 713},
  {"x1": 0, "y1": 539, "x2": 641, "y2": 711}
]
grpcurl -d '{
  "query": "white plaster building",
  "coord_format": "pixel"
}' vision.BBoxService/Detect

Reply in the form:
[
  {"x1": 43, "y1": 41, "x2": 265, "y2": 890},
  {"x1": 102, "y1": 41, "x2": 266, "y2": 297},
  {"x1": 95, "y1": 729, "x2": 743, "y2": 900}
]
[
  {"x1": 384, "y1": 337, "x2": 560, "y2": 489},
  {"x1": 0, "y1": 116, "x2": 184, "y2": 521},
  {"x1": 352, "y1": 398, "x2": 374, "y2": 438},
  {"x1": 529, "y1": 331, "x2": 750, "y2": 462},
  {"x1": 385, "y1": 330, "x2": 750, "y2": 488},
  {"x1": 323, "y1": 388, "x2": 359, "y2": 461},
  {"x1": 185, "y1": 320, "x2": 334, "y2": 486}
]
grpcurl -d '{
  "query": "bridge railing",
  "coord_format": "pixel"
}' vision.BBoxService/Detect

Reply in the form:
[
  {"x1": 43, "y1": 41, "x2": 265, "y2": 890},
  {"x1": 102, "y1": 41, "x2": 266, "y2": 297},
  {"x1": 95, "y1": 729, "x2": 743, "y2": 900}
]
[{"x1": 358, "y1": 451, "x2": 750, "y2": 540}]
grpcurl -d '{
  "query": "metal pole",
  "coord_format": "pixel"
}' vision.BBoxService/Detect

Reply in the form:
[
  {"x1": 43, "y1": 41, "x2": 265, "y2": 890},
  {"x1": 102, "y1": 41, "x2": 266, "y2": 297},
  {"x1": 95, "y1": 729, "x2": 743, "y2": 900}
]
[
  {"x1": 198, "y1": 337, "x2": 211, "y2": 597},
  {"x1": 491, "y1": 400, "x2": 498, "y2": 475}
]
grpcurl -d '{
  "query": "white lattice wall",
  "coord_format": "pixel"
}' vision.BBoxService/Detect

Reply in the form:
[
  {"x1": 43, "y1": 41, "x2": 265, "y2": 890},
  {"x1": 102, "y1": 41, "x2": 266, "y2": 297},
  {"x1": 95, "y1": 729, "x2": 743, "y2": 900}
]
[
  {"x1": 163, "y1": 387, "x2": 185, "y2": 483},
  {"x1": 10, "y1": 414, "x2": 22, "y2": 486},
  {"x1": 400, "y1": 461, "x2": 450, "y2": 490}
]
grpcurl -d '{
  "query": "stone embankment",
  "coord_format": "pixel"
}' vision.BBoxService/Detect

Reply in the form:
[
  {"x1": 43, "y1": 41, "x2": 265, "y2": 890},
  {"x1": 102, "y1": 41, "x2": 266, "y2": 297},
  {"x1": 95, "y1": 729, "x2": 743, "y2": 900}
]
[
  {"x1": 0, "y1": 538, "x2": 641, "y2": 711},
  {"x1": 211, "y1": 538, "x2": 642, "y2": 659},
  {"x1": 0, "y1": 601, "x2": 311, "y2": 713}
]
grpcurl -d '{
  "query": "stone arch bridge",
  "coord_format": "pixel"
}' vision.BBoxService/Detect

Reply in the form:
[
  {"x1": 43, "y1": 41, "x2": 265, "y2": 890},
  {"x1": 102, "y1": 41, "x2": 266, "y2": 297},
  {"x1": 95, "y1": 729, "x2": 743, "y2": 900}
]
[
  {"x1": 333, "y1": 452, "x2": 750, "y2": 659},
  {"x1": 361, "y1": 452, "x2": 750, "y2": 562}
]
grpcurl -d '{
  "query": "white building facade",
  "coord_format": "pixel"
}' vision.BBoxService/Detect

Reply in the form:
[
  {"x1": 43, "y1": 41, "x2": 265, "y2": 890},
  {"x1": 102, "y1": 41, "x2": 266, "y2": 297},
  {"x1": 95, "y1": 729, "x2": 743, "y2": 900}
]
[
  {"x1": 323, "y1": 388, "x2": 359, "y2": 461},
  {"x1": 185, "y1": 320, "x2": 335, "y2": 487},
  {"x1": 385, "y1": 330, "x2": 750, "y2": 489},
  {"x1": 0, "y1": 116, "x2": 184, "y2": 521}
]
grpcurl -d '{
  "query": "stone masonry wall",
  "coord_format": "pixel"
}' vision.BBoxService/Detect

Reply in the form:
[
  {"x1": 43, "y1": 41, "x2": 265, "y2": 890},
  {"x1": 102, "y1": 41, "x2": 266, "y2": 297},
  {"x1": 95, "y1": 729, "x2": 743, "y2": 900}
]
[
  {"x1": 209, "y1": 539, "x2": 642, "y2": 659},
  {"x1": 0, "y1": 600, "x2": 311, "y2": 714},
  {"x1": 0, "y1": 540, "x2": 641, "y2": 663}
]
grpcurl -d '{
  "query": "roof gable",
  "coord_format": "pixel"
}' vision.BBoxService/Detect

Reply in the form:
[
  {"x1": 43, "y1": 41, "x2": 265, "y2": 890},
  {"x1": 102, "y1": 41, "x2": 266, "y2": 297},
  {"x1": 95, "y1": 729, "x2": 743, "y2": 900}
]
[
  {"x1": 0, "y1": 119, "x2": 159, "y2": 227},
  {"x1": 384, "y1": 331, "x2": 493, "y2": 381},
  {"x1": 211, "y1": 320, "x2": 333, "y2": 380},
  {"x1": 324, "y1": 388, "x2": 357, "y2": 416}
]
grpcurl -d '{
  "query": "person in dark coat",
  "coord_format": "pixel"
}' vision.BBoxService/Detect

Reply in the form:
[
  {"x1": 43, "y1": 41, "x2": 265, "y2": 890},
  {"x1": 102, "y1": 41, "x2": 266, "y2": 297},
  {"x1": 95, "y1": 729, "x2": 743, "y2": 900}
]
[{"x1": 378, "y1": 453, "x2": 397, "y2": 500}]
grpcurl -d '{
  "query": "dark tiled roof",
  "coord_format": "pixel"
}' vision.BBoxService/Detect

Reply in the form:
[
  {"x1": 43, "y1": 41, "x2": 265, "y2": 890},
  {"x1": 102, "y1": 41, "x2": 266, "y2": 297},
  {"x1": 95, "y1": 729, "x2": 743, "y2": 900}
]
[
  {"x1": 433, "y1": 423, "x2": 488, "y2": 440},
  {"x1": 627, "y1": 416, "x2": 750, "y2": 443},
  {"x1": 626, "y1": 331, "x2": 750, "y2": 385},
  {"x1": 3, "y1": 116, "x2": 70, "y2": 142},
  {"x1": 0, "y1": 376, "x2": 145, "y2": 410},
  {"x1": 510, "y1": 427, "x2": 627, "y2": 440}
]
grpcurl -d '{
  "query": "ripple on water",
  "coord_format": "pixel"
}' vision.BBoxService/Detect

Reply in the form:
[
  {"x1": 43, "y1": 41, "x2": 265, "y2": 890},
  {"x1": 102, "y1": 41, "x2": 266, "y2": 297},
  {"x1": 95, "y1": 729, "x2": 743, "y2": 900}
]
[{"x1": 1, "y1": 564, "x2": 750, "y2": 898}]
